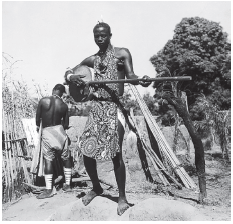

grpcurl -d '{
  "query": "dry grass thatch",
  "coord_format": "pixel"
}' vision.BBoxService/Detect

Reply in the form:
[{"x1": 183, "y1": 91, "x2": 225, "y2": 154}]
[{"x1": 2, "y1": 53, "x2": 38, "y2": 203}]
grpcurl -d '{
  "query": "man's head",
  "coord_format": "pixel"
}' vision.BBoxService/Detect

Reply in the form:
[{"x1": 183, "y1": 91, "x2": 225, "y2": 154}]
[
  {"x1": 52, "y1": 84, "x2": 66, "y2": 97},
  {"x1": 93, "y1": 22, "x2": 112, "y2": 48},
  {"x1": 93, "y1": 22, "x2": 111, "y2": 34}
]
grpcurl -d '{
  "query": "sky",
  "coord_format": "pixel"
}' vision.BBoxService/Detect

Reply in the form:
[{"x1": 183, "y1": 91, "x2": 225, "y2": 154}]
[{"x1": 2, "y1": 1, "x2": 231, "y2": 97}]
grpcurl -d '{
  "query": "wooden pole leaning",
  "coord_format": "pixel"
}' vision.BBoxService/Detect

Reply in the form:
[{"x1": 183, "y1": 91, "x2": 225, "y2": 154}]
[
  {"x1": 129, "y1": 84, "x2": 197, "y2": 189},
  {"x1": 129, "y1": 109, "x2": 169, "y2": 186}
]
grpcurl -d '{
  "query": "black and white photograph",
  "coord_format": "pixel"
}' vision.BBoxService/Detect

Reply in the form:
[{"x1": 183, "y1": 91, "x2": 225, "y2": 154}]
[{"x1": 2, "y1": 0, "x2": 231, "y2": 221}]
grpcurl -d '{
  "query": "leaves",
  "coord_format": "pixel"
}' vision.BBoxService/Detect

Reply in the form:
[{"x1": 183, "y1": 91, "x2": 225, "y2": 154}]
[{"x1": 150, "y1": 17, "x2": 231, "y2": 112}]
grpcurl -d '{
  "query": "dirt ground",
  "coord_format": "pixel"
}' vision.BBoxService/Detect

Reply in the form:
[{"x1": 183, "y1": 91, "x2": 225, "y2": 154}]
[{"x1": 2, "y1": 116, "x2": 231, "y2": 221}]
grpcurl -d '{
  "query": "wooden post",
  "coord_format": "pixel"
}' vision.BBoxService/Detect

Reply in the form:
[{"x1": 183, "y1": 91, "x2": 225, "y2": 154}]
[
  {"x1": 3, "y1": 113, "x2": 13, "y2": 201},
  {"x1": 6, "y1": 114, "x2": 16, "y2": 200}
]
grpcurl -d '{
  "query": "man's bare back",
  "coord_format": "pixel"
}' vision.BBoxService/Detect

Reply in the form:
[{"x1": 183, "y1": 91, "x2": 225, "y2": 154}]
[{"x1": 36, "y1": 87, "x2": 68, "y2": 129}]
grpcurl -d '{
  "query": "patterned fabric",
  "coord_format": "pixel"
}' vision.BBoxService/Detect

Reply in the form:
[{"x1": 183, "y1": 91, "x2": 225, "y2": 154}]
[
  {"x1": 79, "y1": 46, "x2": 120, "y2": 161},
  {"x1": 41, "y1": 125, "x2": 69, "y2": 161}
]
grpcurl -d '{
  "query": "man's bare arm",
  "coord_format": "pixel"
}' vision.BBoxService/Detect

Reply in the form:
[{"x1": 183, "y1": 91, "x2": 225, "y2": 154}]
[
  {"x1": 120, "y1": 48, "x2": 138, "y2": 80},
  {"x1": 79, "y1": 56, "x2": 95, "y2": 68},
  {"x1": 36, "y1": 100, "x2": 42, "y2": 127},
  {"x1": 68, "y1": 55, "x2": 95, "y2": 72},
  {"x1": 120, "y1": 48, "x2": 151, "y2": 87},
  {"x1": 64, "y1": 56, "x2": 95, "y2": 85},
  {"x1": 63, "y1": 105, "x2": 69, "y2": 130}
]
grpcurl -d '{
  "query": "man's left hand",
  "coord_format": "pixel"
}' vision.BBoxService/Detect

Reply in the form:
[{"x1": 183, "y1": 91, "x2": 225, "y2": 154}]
[{"x1": 139, "y1": 75, "x2": 151, "y2": 87}]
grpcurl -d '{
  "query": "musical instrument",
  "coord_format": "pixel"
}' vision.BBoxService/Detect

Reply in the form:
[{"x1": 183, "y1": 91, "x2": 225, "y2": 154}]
[
  {"x1": 67, "y1": 65, "x2": 93, "y2": 102},
  {"x1": 66, "y1": 65, "x2": 192, "y2": 102}
]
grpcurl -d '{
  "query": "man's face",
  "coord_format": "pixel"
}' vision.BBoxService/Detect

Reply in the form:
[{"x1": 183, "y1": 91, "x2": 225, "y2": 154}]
[{"x1": 93, "y1": 26, "x2": 112, "y2": 48}]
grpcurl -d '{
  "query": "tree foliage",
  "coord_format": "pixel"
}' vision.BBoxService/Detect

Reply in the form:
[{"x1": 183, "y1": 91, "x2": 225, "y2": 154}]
[
  {"x1": 121, "y1": 89, "x2": 158, "y2": 116},
  {"x1": 121, "y1": 89, "x2": 140, "y2": 114},
  {"x1": 142, "y1": 92, "x2": 158, "y2": 116},
  {"x1": 150, "y1": 17, "x2": 231, "y2": 111}
]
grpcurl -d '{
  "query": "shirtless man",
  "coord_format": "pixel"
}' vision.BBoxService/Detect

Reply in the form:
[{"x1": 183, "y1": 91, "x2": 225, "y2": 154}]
[
  {"x1": 36, "y1": 84, "x2": 72, "y2": 199},
  {"x1": 65, "y1": 22, "x2": 150, "y2": 215}
]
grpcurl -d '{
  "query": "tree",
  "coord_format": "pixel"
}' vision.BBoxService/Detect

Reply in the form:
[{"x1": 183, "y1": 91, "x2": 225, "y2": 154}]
[
  {"x1": 150, "y1": 17, "x2": 231, "y2": 113},
  {"x1": 121, "y1": 89, "x2": 159, "y2": 116},
  {"x1": 142, "y1": 92, "x2": 158, "y2": 116},
  {"x1": 192, "y1": 95, "x2": 230, "y2": 160},
  {"x1": 150, "y1": 64, "x2": 207, "y2": 203},
  {"x1": 154, "y1": 97, "x2": 176, "y2": 126},
  {"x1": 121, "y1": 88, "x2": 142, "y2": 115}
]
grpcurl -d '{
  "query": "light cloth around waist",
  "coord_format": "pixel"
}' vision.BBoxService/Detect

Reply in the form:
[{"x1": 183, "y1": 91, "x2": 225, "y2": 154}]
[{"x1": 41, "y1": 125, "x2": 69, "y2": 161}]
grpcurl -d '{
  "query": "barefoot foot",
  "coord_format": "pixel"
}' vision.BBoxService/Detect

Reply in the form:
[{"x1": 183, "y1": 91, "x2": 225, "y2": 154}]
[
  {"x1": 82, "y1": 188, "x2": 103, "y2": 206},
  {"x1": 36, "y1": 189, "x2": 54, "y2": 199},
  {"x1": 117, "y1": 200, "x2": 131, "y2": 216},
  {"x1": 62, "y1": 183, "x2": 72, "y2": 192}
]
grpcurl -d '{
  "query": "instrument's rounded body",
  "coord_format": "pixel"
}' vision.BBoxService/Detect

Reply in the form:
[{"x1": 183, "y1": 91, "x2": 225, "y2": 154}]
[{"x1": 68, "y1": 65, "x2": 93, "y2": 102}]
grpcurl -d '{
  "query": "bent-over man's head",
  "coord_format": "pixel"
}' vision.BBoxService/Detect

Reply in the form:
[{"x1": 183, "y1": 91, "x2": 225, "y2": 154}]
[{"x1": 52, "y1": 84, "x2": 66, "y2": 97}]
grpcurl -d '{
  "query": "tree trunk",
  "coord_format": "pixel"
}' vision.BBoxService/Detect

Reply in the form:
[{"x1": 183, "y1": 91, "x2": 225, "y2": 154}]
[{"x1": 162, "y1": 94, "x2": 207, "y2": 203}]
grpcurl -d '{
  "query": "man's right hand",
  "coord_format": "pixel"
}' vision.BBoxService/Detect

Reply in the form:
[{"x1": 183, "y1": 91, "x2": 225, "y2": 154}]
[
  {"x1": 65, "y1": 70, "x2": 86, "y2": 87},
  {"x1": 69, "y1": 74, "x2": 86, "y2": 87}
]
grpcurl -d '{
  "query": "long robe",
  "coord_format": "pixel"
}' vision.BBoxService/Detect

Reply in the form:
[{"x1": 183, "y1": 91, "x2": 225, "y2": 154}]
[{"x1": 79, "y1": 46, "x2": 120, "y2": 161}]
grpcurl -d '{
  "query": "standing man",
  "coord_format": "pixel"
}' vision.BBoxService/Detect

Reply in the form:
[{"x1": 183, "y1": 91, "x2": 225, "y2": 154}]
[
  {"x1": 36, "y1": 84, "x2": 72, "y2": 199},
  {"x1": 65, "y1": 22, "x2": 150, "y2": 215}
]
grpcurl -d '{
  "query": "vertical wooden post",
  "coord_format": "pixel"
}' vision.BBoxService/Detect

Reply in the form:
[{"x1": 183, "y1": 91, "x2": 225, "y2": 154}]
[
  {"x1": 6, "y1": 114, "x2": 16, "y2": 200},
  {"x1": 3, "y1": 113, "x2": 13, "y2": 201}
]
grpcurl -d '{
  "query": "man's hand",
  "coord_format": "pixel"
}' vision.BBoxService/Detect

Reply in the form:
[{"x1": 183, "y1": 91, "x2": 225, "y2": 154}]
[
  {"x1": 65, "y1": 70, "x2": 86, "y2": 87},
  {"x1": 139, "y1": 75, "x2": 151, "y2": 87},
  {"x1": 70, "y1": 74, "x2": 86, "y2": 87}
]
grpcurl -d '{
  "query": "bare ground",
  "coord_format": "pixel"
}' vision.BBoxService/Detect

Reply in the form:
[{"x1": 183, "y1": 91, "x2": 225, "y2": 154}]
[
  {"x1": 2, "y1": 158, "x2": 231, "y2": 221},
  {"x1": 2, "y1": 116, "x2": 231, "y2": 221}
]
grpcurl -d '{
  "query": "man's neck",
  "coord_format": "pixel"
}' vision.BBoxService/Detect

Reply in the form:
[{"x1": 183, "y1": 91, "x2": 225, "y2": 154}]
[
  {"x1": 53, "y1": 94, "x2": 61, "y2": 99},
  {"x1": 99, "y1": 44, "x2": 112, "y2": 55}
]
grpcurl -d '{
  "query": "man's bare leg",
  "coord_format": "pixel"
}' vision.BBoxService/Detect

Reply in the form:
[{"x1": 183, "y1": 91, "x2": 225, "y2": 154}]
[
  {"x1": 62, "y1": 155, "x2": 72, "y2": 191},
  {"x1": 82, "y1": 155, "x2": 103, "y2": 205},
  {"x1": 37, "y1": 159, "x2": 54, "y2": 199},
  {"x1": 112, "y1": 120, "x2": 130, "y2": 216}
]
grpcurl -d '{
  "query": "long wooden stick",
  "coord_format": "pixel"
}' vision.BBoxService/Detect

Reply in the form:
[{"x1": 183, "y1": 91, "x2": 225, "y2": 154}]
[
  {"x1": 2, "y1": 114, "x2": 8, "y2": 201},
  {"x1": 145, "y1": 150, "x2": 169, "y2": 185},
  {"x1": 15, "y1": 140, "x2": 31, "y2": 184},
  {"x1": 131, "y1": 112, "x2": 181, "y2": 188},
  {"x1": 129, "y1": 84, "x2": 197, "y2": 189},
  {"x1": 2, "y1": 158, "x2": 8, "y2": 202},
  {"x1": 129, "y1": 110, "x2": 169, "y2": 185},
  {"x1": 12, "y1": 115, "x2": 32, "y2": 185},
  {"x1": 134, "y1": 86, "x2": 192, "y2": 188},
  {"x1": 88, "y1": 76, "x2": 192, "y2": 85},
  {"x1": 141, "y1": 140, "x2": 183, "y2": 189},
  {"x1": 11, "y1": 116, "x2": 21, "y2": 192},
  {"x1": 3, "y1": 114, "x2": 13, "y2": 201},
  {"x1": 7, "y1": 114, "x2": 16, "y2": 198}
]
